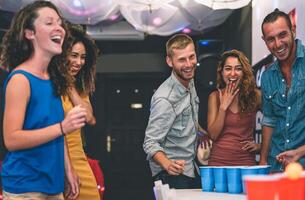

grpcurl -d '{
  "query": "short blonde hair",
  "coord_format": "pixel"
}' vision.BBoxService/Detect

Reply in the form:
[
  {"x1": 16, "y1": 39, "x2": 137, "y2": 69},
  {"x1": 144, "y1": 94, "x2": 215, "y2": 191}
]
[{"x1": 166, "y1": 34, "x2": 194, "y2": 58}]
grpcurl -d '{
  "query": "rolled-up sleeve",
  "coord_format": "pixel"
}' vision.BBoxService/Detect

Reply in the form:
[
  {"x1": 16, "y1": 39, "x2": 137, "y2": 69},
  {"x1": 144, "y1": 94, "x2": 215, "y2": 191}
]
[
  {"x1": 143, "y1": 97, "x2": 176, "y2": 160},
  {"x1": 261, "y1": 73, "x2": 276, "y2": 127}
]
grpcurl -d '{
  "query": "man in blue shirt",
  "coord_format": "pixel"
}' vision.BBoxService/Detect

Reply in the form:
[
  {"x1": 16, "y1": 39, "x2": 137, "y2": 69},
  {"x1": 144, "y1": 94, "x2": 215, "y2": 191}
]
[
  {"x1": 143, "y1": 34, "x2": 203, "y2": 189},
  {"x1": 259, "y1": 9, "x2": 305, "y2": 171}
]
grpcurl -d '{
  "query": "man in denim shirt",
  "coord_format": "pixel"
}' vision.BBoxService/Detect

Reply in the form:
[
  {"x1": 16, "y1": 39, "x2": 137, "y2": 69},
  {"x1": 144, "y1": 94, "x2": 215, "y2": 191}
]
[
  {"x1": 143, "y1": 34, "x2": 201, "y2": 189},
  {"x1": 260, "y1": 9, "x2": 305, "y2": 171}
]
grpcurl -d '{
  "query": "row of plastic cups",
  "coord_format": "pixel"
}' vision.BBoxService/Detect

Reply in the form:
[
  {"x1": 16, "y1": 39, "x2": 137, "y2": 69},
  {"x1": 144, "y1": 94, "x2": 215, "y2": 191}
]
[{"x1": 199, "y1": 165, "x2": 271, "y2": 194}]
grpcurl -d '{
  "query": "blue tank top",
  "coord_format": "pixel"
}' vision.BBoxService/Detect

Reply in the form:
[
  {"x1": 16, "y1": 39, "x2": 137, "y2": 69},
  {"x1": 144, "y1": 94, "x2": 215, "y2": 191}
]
[{"x1": 1, "y1": 70, "x2": 64, "y2": 194}]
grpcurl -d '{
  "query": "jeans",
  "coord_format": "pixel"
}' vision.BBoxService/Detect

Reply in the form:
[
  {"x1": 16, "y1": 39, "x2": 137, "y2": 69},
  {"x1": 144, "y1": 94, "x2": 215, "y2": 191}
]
[{"x1": 153, "y1": 170, "x2": 201, "y2": 189}]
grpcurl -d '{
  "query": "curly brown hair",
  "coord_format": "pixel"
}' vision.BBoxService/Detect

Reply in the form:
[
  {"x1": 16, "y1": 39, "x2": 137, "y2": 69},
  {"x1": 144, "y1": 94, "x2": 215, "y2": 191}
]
[
  {"x1": 66, "y1": 24, "x2": 98, "y2": 96},
  {"x1": 216, "y1": 49, "x2": 259, "y2": 114},
  {"x1": 0, "y1": 1, "x2": 72, "y2": 96}
]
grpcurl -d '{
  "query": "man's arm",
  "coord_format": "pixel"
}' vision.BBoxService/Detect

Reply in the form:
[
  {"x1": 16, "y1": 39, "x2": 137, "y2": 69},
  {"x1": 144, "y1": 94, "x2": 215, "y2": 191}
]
[
  {"x1": 143, "y1": 98, "x2": 185, "y2": 175},
  {"x1": 153, "y1": 151, "x2": 185, "y2": 176},
  {"x1": 259, "y1": 126, "x2": 273, "y2": 165},
  {"x1": 276, "y1": 145, "x2": 305, "y2": 166}
]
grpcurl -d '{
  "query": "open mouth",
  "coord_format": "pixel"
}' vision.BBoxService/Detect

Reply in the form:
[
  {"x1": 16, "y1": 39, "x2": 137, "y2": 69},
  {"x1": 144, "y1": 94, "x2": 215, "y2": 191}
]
[
  {"x1": 182, "y1": 68, "x2": 193, "y2": 73},
  {"x1": 51, "y1": 35, "x2": 62, "y2": 44},
  {"x1": 229, "y1": 78, "x2": 238, "y2": 82}
]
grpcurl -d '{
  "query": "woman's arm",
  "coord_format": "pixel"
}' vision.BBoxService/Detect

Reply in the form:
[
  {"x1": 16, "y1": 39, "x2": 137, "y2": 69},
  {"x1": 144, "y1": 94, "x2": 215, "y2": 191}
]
[
  {"x1": 67, "y1": 86, "x2": 96, "y2": 125},
  {"x1": 207, "y1": 91, "x2": 226, "y2": 141},
  {"x1": 4, "y1": 75, "x2": 87, "y2": 151}
]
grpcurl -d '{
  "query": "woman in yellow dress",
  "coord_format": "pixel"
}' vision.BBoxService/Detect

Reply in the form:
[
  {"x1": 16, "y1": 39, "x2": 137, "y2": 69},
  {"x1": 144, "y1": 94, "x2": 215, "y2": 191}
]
[{"x1": 62, "y1": 25, "x2": 100, "y2": 200}]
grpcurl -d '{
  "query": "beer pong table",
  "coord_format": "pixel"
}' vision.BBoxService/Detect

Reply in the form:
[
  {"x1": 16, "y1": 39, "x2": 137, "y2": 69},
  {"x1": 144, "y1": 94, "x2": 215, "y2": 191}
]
[{"x1": 175, "y1": 189, "x2": 246, "y2": 200}]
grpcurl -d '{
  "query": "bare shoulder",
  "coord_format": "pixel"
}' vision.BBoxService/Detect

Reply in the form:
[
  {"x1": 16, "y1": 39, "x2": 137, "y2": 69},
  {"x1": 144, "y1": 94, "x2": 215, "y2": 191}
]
[
  {"x1": 6, "y1": 73, "x2": 30, "y2": 99},
  {"x1": 6, "y1": 73, "x2": 30, "y2": 88},
  {"x1": 208, "y1": 90, "x2": 219, "y2": 101}
]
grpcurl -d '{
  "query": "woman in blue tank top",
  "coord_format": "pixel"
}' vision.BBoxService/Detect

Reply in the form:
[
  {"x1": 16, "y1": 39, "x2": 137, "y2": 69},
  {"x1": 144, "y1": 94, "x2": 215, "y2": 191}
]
[{"x1": 0, "y1": 1, "x2": 87, "y2": 199}]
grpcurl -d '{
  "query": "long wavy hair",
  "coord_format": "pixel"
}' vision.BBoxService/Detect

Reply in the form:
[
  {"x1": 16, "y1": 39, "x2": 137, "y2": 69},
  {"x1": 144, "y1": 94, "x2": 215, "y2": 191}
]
[
  {"x1": 216, "y1": 49, "x2": 259, "y2": 114},
  {"x1": 66, "y1": 24, "x2": 98, "y2": 96},
  {"x1": 0, "y1": 1, "x2": 71, "y2": 96}
]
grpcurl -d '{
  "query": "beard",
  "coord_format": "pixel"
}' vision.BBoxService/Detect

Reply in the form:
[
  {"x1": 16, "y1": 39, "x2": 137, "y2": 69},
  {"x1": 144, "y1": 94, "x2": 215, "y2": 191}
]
[{"x1": 173, "y1": 65, "x2": 196, "y2": 82}]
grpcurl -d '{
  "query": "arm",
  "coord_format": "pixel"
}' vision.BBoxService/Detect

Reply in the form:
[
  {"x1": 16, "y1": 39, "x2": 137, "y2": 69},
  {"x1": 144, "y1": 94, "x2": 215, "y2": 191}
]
[
  {"x1": 259, "y1": 126, "x2": 273, "y2": 165},
  {"x1": 207, "y1": 83, "x2": 239, "y2": 141},
  {"x1": 153, "y1": 151, "x2": 185, "y2": 176},
  {"x1": 143, "y1": 98, "x2": 185, "y2": 175},
  {"x1": 276, "y1": 145, "x2": 305, "y2": 166},
  {"x1": 207, "y1": 91, "x2": 226, "y2": 141},
  {"x1": 259, "y1": 77, "x2": 276, "y2": 165},
  {"x1": 3, "y1": 75, "x2": 87, "y2": 151},
  {"x1": 67, "y1": 86, "x2": 96, "y2": 125},
  {"x1": 64, "y1": 140, "x2": 80, "y2": 200},
  {"x1": 240, "y1": 89, "x2": 262, "y2": 153}
]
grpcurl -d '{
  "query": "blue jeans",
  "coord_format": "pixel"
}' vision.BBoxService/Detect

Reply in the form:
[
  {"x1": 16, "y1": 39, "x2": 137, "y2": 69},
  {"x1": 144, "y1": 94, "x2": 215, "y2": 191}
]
[{"x1": 153, "y1": 170, "x2": 201, "y2": 189}]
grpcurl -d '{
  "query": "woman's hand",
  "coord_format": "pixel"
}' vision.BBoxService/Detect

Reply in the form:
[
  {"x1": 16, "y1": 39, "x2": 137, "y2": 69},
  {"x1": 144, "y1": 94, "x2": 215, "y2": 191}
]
[
  {"x1": 241, "y1": 140, "x2": 261, "y2": 153},
  {"x1": 218, "y1": 81, "x2": 239, "y2": 111},
  {"x1": 61, "y1": 105, "x2": 87, "y2": 135}
]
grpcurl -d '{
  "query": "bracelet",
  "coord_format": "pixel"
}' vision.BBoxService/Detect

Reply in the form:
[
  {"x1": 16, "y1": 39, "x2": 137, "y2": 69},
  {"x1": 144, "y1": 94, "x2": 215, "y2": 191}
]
[{"x1": 60, "y1": 122, "x2": 66, "y2": 136}]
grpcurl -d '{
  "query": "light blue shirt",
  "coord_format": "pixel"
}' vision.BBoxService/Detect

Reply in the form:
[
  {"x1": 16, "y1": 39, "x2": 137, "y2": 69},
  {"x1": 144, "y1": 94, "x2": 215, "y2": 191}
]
[
  {"x1": 261, "y1": 39, "x2": 305, "y2": 171},
  {"x1": 143, "y1": 72, "x2": 199, "y2": 177}
]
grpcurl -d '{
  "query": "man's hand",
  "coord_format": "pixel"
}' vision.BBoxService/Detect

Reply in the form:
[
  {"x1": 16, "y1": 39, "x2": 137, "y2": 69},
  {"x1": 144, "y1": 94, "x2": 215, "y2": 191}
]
[
  {"x1": 276, "y1": 149, "x2": 300, "y2": 167},
  {"x1": 64, "y1": 168, "x2": 80, "y2": 200},
  {"x1": 165, "y1": 160, "x2": 186, "y2": 176}
]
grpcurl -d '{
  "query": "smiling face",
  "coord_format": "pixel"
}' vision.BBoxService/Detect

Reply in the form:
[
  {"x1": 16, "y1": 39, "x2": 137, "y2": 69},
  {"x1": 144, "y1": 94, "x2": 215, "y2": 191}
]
[
  {"x1": 221, "y1": 56, "x2": 244, "y2": 86},
  {"x1": 262, "y1": 16, "x2": 296, "y2": 63},
  {"x1": 25, "y1": 7, "x2": 65, "y2": 57},
  {"x1": 166, "y1": 43, "x2": 197, "y2": 87},
  {"x1": 68, "y1": 42, "x2": 86, "y2": 76}
]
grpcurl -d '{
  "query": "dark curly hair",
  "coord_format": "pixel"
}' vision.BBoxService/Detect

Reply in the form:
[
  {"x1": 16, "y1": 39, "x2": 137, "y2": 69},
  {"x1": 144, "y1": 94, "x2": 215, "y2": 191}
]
[
  {"x1": 66, "y1": 24, "x2": 98, "y2": 95},
  {"x1": 0, "y1": 1, "x2": 71, "y2": 96},
  {"x1": 217, "y1": 49, "x2": 259, "y2": 114}
]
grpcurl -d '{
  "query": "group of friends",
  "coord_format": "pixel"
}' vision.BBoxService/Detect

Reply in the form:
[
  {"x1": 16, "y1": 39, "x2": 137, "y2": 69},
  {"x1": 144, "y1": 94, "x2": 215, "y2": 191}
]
[
  {"x1": 143, "y1": 8, "x2": 305, "y2": 189},
  {"x1": 0, "y1": 0, "x2": 305, "y2": 199}
]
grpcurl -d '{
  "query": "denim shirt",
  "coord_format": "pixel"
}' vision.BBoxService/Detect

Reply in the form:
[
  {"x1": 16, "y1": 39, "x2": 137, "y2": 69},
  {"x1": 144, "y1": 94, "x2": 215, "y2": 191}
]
[
  {"x1": 261, "y1": 39, "x2": 305, "y2": 171},
  {"x1": 143, "y1": 72, "x2": 199, "y2": 177}
]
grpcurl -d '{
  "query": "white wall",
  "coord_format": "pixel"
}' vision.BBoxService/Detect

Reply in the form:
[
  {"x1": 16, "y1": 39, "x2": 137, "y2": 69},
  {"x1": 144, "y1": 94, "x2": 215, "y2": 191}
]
[{"x1": 252, "y1": 0, "x2": 305, "y2": 65}]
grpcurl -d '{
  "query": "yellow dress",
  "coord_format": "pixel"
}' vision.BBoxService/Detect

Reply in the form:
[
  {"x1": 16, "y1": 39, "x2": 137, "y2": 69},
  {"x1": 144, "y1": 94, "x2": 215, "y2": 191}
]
[{"x1": 62, "y1": 95, "x2": 100, "y2": 200}]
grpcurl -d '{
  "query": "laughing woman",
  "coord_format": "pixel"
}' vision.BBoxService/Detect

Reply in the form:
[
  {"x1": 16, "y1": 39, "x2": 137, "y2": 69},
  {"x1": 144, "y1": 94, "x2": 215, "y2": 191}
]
[
  {"x1": 207, "y1": 50, "x2": 261, "y2": 166},
  {"x1": 62, "y1": 25, "x2": 100, "y2": 200},
  {"x1": 0, "y1": 1, "x2": 87, "y2": 199}
]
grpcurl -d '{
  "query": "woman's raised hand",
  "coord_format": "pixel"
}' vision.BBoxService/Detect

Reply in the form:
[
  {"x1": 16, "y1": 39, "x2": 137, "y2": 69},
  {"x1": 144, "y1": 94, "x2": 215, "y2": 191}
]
[{"x1": 218, "y1": 81, "x2": 239, "y2": 111}]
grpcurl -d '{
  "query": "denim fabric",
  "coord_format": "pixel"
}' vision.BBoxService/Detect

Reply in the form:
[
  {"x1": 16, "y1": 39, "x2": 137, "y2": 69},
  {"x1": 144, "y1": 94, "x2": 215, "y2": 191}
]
[
  {"x1": 261, "y1": 39, "x2": 305, "y2": 171},
  {"x1": 143, "y1": 72, "x2": 199, "y2": 177}
]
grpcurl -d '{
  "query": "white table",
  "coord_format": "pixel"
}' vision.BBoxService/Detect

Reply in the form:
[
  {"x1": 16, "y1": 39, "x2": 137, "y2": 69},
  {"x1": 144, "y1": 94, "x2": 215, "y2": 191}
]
[{"x1": 175, "y1": 189, "x2": 246, "y2": 200}]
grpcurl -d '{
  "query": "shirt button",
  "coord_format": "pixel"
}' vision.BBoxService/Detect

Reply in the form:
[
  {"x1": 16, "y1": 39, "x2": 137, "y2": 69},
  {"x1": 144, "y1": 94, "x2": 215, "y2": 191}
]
[
  {"x1": 288, "y1": 106, "x2": 291, "y2": 110},
  {"x1": 282, "y1": 79, "x2": 285, "y2": 82},
  {"x1": 286, "y1": 139, "x2": 290, "y2": 143},
  {"x1": 282, "y1": 94, "x2": 285, "y2": 97},
  {"x1": 269, "y1": 95, "x2": 272, "y2": 98},
  {"x1": 286, "y1": 123, "x2": 289, "y2": 127}
]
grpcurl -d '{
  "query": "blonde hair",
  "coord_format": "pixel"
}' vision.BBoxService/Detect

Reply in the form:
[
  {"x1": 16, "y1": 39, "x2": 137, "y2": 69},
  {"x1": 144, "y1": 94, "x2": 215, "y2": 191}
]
[{"x1": 166, "y1": 34, "x2": 194, "y2": 58}]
